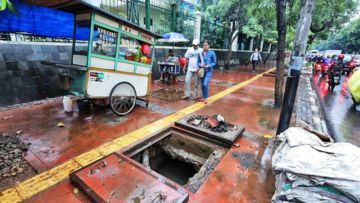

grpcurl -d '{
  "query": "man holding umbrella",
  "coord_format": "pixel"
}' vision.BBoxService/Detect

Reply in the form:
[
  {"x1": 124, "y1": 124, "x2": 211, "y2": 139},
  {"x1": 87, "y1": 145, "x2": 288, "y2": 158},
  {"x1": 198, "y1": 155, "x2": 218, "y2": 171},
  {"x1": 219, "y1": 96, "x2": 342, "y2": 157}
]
[{"x1": 182, "y1": 39, "x2": 203, "y2": 100}]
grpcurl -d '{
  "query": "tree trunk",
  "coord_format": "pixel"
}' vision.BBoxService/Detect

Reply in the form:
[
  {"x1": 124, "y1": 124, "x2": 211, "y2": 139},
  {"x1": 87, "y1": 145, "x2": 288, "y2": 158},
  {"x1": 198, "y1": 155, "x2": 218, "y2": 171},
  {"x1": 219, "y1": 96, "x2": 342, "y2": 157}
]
[
  {"x1": 225, "y1": 22, "x2": 235, "y2": 70},
  {"x1": 225, "y1": 43, "x2": 232, "y2": 70},
  {"x1": 264, "y1": 44, "x2": 277, "y2": 63},
  {"x1": 249, "y1": 38, "x2": 254, "y2": 51},
  {"x1": 275, "y1": 0, "x2": 287, "y2": 107},
  {"x1": 276, "y1": 0, "x2": 315, "y2": 134}
]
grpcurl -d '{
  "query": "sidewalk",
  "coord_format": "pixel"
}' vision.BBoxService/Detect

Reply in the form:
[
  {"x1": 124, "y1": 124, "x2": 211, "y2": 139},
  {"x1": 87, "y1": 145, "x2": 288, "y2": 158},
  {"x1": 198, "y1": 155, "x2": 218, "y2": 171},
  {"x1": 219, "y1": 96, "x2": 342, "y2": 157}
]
[{"x1": 0, "y1": 67, "x2": 281, "y2": 202}]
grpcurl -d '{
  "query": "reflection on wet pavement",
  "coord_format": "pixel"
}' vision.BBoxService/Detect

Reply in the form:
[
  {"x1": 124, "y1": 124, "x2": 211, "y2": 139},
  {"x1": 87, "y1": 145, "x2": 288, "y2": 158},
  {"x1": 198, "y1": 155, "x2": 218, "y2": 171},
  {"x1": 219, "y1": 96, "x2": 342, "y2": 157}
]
[{"x1": 313, "y1": 72, "x2": 360, "y2": 145}]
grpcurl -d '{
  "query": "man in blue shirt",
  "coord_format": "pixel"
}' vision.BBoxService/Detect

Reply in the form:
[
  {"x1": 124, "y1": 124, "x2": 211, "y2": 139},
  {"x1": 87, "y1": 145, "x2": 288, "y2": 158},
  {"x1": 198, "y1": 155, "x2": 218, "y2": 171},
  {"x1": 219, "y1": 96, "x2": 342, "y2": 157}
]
[{"x1": 198, "y1": 40, "x2": 217, "y2": 102}]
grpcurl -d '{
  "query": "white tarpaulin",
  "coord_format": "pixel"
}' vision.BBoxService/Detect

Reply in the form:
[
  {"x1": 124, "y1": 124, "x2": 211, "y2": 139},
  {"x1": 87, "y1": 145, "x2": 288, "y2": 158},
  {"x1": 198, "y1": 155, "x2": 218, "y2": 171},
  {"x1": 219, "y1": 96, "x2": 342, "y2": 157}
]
[{"x1": 272, "y1": 127, "x2": 360, "y2": 202}]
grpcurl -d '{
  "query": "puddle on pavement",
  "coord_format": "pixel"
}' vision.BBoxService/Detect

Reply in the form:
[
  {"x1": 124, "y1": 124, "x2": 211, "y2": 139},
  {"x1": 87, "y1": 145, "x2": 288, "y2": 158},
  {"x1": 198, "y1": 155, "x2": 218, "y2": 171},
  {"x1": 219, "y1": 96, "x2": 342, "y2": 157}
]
[
  {"x1": 257, "y1": 99, "x2": 278, "y2": 130},
  {"x1": 152, "y1": 88, "x2": 184, "y2": 102},
  {"x1": 128, "y1": 131, "x2": 226, "y2": 193},
  {"x1": 231, "y1": 152, "x2": 256, "y2": 168}
]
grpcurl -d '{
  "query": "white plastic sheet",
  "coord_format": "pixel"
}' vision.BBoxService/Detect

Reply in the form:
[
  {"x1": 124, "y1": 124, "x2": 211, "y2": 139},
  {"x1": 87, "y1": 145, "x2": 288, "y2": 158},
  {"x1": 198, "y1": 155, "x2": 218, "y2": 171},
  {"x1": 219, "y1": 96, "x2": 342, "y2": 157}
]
[{"x1": 272, "y1": 127, "x2": 360, "y2": 202}]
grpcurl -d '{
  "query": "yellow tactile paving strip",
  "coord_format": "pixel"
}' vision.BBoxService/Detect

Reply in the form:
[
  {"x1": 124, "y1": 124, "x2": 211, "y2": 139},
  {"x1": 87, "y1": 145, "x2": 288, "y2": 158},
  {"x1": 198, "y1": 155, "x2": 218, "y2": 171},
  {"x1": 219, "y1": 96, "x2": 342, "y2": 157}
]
[{"x1": 0, "y1": 68, "x2": 274, "y2": 202}]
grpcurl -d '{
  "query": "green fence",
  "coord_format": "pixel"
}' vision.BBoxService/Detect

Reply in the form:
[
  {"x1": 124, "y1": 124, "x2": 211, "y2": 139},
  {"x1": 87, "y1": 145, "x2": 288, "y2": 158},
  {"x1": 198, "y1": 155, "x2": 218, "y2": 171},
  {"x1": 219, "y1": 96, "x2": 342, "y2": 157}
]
[{"x1": 100, "y1": 0, "x2": 175, "y2": 35}]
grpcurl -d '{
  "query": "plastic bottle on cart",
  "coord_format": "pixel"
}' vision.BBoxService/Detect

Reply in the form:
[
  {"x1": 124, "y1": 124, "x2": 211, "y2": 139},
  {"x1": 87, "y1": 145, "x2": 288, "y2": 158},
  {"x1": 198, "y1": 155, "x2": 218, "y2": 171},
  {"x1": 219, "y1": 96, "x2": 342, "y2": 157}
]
[{"x1": 63, "y1": 96, "x2": 73, "y2": 112}]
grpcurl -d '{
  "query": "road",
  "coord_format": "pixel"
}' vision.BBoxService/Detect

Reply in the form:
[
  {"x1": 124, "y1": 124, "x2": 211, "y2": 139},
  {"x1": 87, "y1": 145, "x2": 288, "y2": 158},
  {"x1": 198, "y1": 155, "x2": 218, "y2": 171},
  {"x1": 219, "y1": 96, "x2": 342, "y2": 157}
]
[{"x1": 312, "y1": 71, "x2": 360, "y2": 146}]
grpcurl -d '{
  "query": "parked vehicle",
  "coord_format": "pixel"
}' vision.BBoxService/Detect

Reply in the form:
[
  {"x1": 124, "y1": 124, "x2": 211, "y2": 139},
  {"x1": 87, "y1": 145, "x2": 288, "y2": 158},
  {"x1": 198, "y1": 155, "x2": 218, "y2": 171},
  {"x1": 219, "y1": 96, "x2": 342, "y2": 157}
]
[
  {"x1": 310, "y1": 50, "x2": 320, "y2": 56},
  {"x1": 324, "y1": 50, "x2": 342, "y2": 57}
]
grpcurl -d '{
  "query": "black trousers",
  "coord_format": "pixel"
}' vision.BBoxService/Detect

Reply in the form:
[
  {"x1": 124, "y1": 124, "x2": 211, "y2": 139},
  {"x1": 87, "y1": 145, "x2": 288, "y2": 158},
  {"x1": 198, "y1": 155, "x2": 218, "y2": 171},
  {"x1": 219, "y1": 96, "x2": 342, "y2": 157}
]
[{"x1": 252, "y1": 60, "x2": 259, "y2": 71}]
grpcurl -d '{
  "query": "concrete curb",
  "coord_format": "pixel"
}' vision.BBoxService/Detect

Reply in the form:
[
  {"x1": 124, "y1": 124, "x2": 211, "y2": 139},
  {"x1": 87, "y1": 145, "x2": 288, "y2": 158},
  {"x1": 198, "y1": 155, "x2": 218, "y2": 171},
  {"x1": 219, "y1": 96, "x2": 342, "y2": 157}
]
[
  {"x1": 295, "y1": 68, "x2": 328, "y2": 134},
  {"x1": 310, "y1": 76, "x2": 337, "y2": 140}
]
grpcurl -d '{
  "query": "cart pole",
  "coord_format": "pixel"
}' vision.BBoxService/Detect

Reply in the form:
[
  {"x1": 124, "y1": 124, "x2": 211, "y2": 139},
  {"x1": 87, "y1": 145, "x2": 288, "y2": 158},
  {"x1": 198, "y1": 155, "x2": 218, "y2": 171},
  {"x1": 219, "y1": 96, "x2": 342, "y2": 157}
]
[{"x1": 145, "y1": 0, "x2": 151, "y2": 30}]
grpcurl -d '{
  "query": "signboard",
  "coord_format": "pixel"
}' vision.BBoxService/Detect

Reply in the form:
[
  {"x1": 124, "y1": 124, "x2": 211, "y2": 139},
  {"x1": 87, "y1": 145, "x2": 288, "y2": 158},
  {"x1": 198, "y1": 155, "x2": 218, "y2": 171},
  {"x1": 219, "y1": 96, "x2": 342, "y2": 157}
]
[
  {"x1": 122, "y1": 26, "x2": 154, "y2": 42},
  {"x1": 290, "y1": 56, "x2": 303, "y2": 71},
  {"x1": 93, "y1": 26, "x2": 117, "y2": 57},
  {"x1": 139, "y1": 33, "x2": 153, "y2": 41},
  {"x1": 89, "y1": 71, "x2": 105, "y2": 82},
  {"x1": 122, "y1": 26, "x2": 139, "y2": 36}
]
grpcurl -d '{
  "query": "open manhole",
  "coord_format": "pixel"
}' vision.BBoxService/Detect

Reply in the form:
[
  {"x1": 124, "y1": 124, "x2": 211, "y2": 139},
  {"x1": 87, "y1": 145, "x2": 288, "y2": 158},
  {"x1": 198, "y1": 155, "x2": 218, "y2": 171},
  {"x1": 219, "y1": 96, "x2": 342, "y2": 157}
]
[
  {"x1": 70, "y1": 115, "x2": 244, "y2": 201},
  {"x1": 123, "y1": 127, "x2": 227, "y2": 193},
  {"x1": 152, "y1": 88, "x2": 184, "y2": 101}
]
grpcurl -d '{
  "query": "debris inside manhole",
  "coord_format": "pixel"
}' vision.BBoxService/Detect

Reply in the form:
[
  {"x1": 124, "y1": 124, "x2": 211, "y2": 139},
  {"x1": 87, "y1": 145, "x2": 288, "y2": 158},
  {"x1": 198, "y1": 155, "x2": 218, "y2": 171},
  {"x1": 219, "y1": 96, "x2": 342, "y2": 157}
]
[
  {"x1": 0, "y1": 133, "x2": 30, "y2": 178},
  {"x1": 131, "y1": 133, "x2": 226, "y2": 192},
  {"x1": 152, "y1": 88, "x2": 184, "y2": 102},
  {"x1": 187, "y1": 115, "x2": 238, "y2": 133}
]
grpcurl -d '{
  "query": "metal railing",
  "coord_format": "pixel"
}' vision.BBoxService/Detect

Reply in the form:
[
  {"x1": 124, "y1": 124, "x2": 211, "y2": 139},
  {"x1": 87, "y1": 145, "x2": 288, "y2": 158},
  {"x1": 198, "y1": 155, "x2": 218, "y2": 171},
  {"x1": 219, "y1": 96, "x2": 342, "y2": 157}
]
[{"x1": 100, "y1": 0, "x2": 175, "y2": 34}]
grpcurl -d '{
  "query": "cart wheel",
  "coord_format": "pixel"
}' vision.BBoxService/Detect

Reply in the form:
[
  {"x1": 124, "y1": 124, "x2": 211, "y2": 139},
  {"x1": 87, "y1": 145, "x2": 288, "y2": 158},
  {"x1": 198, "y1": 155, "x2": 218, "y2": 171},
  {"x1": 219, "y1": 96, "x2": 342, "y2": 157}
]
[
  {"x1": 90, "y1": 98, "x2": 109, "y2": 108},
  {"x1": 109, "y1": 82, "x2": 137, "y2": 116}
]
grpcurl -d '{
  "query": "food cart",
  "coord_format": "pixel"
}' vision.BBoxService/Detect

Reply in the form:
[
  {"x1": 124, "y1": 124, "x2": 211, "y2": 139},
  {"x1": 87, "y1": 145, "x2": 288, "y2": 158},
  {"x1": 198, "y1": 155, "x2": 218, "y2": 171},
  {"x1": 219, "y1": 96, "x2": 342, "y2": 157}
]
[{"x1": 43, "y1": 0, "x2": 160, "y2": 116}]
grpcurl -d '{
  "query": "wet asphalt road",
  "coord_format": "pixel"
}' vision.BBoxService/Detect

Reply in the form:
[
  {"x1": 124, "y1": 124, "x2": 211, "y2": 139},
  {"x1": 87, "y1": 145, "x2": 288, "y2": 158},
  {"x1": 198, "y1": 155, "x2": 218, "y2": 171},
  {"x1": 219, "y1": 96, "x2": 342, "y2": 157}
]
[{"x1": 312, "y1": 72, "x2": 360, "y2": 146}]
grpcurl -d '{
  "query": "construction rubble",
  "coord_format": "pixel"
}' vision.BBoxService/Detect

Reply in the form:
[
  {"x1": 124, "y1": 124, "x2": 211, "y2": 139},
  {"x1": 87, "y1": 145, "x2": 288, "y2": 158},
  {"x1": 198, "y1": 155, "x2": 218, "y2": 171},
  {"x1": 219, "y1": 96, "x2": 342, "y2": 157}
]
[
  {"x1": 186, "y1": 114, "x2": 238, "y2": 133},
  {"x1": 272, "y1": 127, "x2": 360, "y2": 202}
]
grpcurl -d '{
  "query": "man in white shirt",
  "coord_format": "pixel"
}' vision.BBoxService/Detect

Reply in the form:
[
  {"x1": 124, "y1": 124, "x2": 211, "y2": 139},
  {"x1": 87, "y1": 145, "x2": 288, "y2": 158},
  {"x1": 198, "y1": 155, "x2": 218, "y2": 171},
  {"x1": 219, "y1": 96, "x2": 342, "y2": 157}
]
[
  {"x1": 250, "y1": 48, "x2": 262, "y2": 73},
  {"x1": 182, "y1": 39, "x2": 203, "y2": 99}
]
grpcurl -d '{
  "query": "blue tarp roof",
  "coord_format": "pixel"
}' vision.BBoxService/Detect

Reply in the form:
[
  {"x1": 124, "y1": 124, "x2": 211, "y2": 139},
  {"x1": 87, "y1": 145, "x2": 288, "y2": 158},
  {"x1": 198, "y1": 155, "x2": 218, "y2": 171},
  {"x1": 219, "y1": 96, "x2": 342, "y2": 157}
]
[{"x1": 0, "y1": 0, "x2": 76, "y2": 38}]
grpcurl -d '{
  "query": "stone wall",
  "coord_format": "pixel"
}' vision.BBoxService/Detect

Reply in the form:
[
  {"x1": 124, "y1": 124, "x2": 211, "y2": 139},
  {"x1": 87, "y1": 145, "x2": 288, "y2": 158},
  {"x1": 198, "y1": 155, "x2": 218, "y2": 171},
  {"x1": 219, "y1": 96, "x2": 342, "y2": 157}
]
[
  {"x1": 0, "y1": 42, "x2": 276, "y2": 107},
  {"x1": 0, "y1": 42, "x2": 72, "y2": 107}
]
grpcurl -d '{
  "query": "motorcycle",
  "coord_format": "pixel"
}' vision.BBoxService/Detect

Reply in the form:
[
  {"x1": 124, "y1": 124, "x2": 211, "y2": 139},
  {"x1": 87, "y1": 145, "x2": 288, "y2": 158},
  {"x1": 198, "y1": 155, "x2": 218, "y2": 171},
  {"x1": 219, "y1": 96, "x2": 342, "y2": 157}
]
[
  {"x1": 328, "y1": 70, "x2": 341, "y2": 91},
  {"x1": 321, "y1": 63, "x2": 331, "y2": 77},
  {"x1": 343, "y1": 58, "x2": 357, "y2": 76}
]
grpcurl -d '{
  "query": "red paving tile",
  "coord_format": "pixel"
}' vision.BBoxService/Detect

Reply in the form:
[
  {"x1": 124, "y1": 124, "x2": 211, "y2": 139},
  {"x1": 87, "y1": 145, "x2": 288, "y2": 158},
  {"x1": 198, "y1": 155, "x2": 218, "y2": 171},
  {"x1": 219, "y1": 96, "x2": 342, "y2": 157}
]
[
  {"x1": 0, "y1": 105, "x2": 164, "y2": 168},
  {"x1": 190, "y1": 135, "x2": 274, "y2": 203},
  {"x1": 23, "y1": 179, "x2": 91, "y2": 203},
  {"x1": 1, "y1": 67, "x2": 280, "y2": 202}
]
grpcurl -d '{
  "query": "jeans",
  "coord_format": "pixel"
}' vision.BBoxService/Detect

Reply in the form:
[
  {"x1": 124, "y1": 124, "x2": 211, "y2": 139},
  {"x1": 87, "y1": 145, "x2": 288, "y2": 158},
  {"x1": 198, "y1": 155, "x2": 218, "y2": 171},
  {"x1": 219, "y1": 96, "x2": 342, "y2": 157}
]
[
  {"x1": 252, "y1": 60, "x2": 259, "y2": 71},
  {"x1": 202, "y1": 71, "x2": 212, "y2": 99},
  {"x1": 185, "y1": 70, "x2": 200, "y2": 98}
]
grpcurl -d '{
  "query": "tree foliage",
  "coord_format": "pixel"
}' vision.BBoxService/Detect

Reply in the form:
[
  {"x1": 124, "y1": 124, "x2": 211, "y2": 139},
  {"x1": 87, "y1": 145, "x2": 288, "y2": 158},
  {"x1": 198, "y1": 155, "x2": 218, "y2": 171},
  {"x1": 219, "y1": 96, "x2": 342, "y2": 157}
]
[
  {"x1": 287, "y1": 0, "x2": 358, "y2": 47},
  {"x1": 315, "y1": 18, "x2": 360, "y2": 53}
]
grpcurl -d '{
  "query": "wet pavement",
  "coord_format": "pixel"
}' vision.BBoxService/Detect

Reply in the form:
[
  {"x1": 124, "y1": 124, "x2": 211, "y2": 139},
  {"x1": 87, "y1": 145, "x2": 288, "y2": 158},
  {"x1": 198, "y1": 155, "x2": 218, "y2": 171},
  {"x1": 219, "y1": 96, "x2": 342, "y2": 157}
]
[
  {"x1": 0, "y1": 67, "x2": 281, "y2": 202},
  {"x1": 312, "y1": 71, "x2": 360, "y2": 145}
]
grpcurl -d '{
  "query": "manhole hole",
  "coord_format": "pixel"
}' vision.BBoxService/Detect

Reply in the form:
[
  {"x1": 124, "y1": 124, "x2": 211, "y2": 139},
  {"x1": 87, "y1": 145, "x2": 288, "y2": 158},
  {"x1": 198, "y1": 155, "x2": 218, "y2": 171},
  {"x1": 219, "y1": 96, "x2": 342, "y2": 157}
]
[
  {"x1": 123, "y1": 127, "x2": 227, "y2": 193},
  {"x1": 152, "y1": 88, "x2": 184, "y2": 101}
]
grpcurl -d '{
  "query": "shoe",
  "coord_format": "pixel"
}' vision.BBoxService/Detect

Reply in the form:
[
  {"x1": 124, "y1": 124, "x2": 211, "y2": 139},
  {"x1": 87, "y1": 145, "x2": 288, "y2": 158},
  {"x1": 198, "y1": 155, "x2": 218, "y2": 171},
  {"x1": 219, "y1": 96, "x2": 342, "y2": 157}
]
[
  {"x1": 198, "y1": 98, "x2": 205, "y2": 102},
  {"x1": 181, "y1": 96, "x2": 189, "y2": 100}
]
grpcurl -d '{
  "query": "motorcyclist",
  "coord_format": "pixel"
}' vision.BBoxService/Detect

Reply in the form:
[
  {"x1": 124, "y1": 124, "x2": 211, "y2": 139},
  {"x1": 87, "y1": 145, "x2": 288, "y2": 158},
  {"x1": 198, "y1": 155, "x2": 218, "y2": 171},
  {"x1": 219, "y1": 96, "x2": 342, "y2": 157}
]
[
  {"x1": 316, "y1": 54, "x2": 324, "y2": 64},
  {"x1": 331, "y1": 54, "x2": 345, "y2": 72},
  {"x1": 324, "y1": 55, "x2": 332, "y2": 65},
  {"x1": 328, "y1": 54, "x2": 344, "y2": 85}
]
